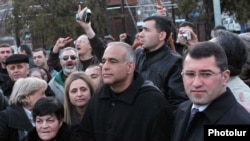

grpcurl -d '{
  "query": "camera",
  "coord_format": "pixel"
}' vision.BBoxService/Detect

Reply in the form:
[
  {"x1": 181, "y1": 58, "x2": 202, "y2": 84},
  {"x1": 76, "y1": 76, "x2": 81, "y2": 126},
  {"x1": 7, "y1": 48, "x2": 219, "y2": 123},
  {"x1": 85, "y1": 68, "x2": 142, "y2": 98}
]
[
  {"x1": 76, "y1": 9, "x2": 91, "y2": 23},
  {"x1": 183, "y1": 31, "x2": 191, "y2": 40}
]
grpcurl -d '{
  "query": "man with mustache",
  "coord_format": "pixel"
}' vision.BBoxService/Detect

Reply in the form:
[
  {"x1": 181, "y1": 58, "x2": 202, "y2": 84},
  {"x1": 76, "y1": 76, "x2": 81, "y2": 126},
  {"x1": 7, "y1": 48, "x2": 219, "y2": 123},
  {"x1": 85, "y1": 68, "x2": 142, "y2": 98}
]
[{"x1": 49, "y1": 47, "x2": 80, "y2": 104}]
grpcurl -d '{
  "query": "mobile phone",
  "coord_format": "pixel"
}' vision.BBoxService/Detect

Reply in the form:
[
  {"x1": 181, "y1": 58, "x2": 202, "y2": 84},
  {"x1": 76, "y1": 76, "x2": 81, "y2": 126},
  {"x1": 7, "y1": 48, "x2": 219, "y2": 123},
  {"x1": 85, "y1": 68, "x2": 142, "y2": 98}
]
[{"x1": 183, "y1": 31, "x2": 191, "y2": 40}]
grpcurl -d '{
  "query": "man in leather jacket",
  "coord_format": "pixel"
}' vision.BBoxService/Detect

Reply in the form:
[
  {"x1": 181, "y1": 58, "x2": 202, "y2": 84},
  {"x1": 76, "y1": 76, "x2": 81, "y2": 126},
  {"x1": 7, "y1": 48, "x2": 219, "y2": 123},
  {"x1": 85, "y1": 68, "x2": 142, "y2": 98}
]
[{"x1": 136, "y1": 16, "x2": 188, "y2": 111}]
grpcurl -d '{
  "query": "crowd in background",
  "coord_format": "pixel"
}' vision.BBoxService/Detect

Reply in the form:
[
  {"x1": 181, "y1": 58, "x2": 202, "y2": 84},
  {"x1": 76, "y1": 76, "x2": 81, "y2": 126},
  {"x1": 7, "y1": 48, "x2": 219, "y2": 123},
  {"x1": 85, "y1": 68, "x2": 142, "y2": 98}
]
[{"x1": 0, "y1": 4, "x2": 249, "y2": 141}]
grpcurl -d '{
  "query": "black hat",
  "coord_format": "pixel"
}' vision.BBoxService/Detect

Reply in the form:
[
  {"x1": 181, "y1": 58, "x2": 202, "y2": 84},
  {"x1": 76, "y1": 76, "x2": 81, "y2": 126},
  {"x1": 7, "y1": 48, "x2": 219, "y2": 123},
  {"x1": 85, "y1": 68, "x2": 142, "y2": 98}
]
[{"x1": 5, "y1": 54, "x2": 29, "y2": 65}]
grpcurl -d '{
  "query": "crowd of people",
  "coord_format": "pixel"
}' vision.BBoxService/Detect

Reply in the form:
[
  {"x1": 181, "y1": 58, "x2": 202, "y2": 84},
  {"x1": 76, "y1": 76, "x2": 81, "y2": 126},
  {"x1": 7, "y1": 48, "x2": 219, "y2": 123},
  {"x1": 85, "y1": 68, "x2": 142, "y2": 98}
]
[{"x1": 0, "y1": 4, "x2": 249, "y2": 141}]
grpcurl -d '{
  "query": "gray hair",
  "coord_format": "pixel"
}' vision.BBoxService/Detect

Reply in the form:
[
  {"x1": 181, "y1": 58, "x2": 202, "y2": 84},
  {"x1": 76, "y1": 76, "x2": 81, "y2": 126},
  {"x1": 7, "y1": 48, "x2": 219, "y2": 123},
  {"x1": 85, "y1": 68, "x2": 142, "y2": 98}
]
[
  {"x1": 107, "y1": 42, "x2": 135, "y2": 62},
  {"x1": 9, "y1": 77, "x2": 47, "y2": 105},
  {"x1": 59, "y1": 47, "x2": 79, "y2": 59}
]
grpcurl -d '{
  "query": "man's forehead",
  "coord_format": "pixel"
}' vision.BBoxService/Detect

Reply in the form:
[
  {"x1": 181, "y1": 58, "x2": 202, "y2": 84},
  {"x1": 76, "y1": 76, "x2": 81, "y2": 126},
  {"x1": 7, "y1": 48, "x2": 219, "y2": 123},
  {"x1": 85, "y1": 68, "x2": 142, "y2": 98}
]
[
  {"x1": 0, "y1": 47, "x2": 11, "y2": 50},
  {"x1": 33, "y1": 51, "x2": 44, "y2": 55},
  {"x1": 143, "y1": 20, "x2": 155, "y2": 27},
  {"x1": 62, "y1": 50, "x2": 76, "y2": 55},
  {"x1": 78, "y1": 35, "x2": 88, "y2": 40},
  {"x1": 184, "y1": 55, "x2": 217, "y2": 68}
]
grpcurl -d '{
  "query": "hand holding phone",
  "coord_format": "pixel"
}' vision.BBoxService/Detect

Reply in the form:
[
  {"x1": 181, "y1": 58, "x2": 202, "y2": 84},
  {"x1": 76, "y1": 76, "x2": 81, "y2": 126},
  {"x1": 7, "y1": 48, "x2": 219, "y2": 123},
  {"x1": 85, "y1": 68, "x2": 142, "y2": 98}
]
[{"x1": 76, "y1": 4, "x2": 91, "y2": 23}]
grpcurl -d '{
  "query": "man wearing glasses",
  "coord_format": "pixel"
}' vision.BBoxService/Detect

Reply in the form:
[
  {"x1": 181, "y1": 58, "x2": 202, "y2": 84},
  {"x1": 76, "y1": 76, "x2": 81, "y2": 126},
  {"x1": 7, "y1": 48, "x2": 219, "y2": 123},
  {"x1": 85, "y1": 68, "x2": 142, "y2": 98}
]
[
  {"x1": 49, "y1": 47, "x2": 80, "y2": 104},
  {"x1": 171, "y1": 41, "x2": 250, "y2": 141},
  {"x1": 74, "y1": 34, "x2": 101, "y2": 71}
]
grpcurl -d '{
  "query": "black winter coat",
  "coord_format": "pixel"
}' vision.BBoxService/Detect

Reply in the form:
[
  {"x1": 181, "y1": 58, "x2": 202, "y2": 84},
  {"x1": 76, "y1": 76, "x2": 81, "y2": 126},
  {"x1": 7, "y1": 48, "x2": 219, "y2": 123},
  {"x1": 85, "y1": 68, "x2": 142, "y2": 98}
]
[
  {"x1": 135, "y1": 45, "x2": 188, "y2": 111},
  {"x1": 76, "y1": 72, "x2": 174, "y2": 141},
  {"x1": 171, "y1": 88, "x2": 250, "y2": 141},
  {"x1": 0, "y1": 104, "x2": 33, "y2": 141}
]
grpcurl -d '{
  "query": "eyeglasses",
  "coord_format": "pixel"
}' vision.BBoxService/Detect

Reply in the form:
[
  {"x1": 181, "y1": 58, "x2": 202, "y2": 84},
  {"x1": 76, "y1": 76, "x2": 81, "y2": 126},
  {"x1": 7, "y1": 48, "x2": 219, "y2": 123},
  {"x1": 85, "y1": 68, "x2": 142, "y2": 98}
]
[
  {"x1": 61, "y1": 55, "x2": 77, "y2": 61},
  {"x1": 74, "y1": 40, "x2": 88, "y2": 45},
  {"x1": 181, "y1": 71, "x2": 222, "y2": 80}
]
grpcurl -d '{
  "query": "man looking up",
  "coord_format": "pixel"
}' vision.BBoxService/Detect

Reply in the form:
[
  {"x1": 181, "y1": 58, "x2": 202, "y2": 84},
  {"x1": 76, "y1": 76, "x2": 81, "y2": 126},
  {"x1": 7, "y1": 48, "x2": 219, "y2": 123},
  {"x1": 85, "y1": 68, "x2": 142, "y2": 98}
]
[{"x1": 74, "y1": 34, "x2": 101, "y2": 70}]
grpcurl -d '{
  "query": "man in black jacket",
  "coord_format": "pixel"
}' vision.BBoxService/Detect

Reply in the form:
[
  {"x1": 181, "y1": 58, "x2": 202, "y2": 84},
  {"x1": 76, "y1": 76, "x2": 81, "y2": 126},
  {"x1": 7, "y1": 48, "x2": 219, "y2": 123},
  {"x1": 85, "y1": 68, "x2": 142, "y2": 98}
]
[
  {"x1": 76, "y1": 42, "x2": 174, "y2": 141},
  {"x1": 77, "y1": 8, "x2": 187, "y2": 112},
  {"x1": 1, "y1": 54, "x2": 30, "y2": 98},
  {"x1": 136, "y1": 16, "x2": 188, "y2": 111}
]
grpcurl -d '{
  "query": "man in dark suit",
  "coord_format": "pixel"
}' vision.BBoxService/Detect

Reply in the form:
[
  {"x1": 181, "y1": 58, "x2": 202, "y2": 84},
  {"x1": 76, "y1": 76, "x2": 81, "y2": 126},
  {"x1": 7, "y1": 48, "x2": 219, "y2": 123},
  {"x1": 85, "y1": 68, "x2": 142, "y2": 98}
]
[{"x1": 171, "y1": 41, "x2": 250, "y2": 141}]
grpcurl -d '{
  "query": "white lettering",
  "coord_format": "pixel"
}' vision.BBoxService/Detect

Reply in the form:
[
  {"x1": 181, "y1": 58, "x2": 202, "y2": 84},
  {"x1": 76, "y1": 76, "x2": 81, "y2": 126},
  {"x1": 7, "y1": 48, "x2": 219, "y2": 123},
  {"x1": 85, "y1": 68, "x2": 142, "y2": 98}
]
[{"x1": 208, "y1": 129, "x2": 247, "y2": 136}]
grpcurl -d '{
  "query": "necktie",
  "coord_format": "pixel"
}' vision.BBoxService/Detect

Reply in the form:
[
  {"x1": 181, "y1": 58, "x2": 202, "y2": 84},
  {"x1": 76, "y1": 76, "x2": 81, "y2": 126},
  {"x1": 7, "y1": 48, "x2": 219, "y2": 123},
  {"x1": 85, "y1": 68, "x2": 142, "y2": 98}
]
[
  {"x1": 185, "y1": 108, "x2": 199, "y2": 137},
  {"x1": 187, "y1": 108, "x2": 199, "y2": 128}
]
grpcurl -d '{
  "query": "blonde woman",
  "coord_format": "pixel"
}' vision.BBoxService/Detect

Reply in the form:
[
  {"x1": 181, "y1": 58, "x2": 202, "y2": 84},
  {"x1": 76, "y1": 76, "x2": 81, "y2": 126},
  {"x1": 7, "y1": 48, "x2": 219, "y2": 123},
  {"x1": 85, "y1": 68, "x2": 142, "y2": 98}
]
[
  {"x1": 64, "y1": 71, "x2": 95, "y2": 133},
  {"x1": 0, "y1": 77, "x2": 47, "y2": 141}
]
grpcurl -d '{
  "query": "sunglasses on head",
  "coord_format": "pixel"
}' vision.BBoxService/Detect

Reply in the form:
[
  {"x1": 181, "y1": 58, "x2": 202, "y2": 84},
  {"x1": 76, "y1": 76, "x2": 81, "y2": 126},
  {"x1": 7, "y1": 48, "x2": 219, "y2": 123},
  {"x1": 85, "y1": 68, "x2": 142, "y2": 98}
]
[{"x1": 61, "y1": 55, "x2": 77, "y2": 61}]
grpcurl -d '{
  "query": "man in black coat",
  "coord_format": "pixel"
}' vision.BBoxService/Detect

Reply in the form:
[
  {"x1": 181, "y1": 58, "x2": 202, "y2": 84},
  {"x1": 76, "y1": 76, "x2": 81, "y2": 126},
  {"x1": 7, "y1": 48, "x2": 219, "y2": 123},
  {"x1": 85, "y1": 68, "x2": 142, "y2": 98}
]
[
  {"x1": 77, "y1": 8, "x2": 188, "y2": 112},
  {"x1": 136, "y1": 16, "x2": 188, "y2": 111},
  {"x1": 171, "y1": 42, "x2": 250, "y2": 141},
  {"x1": 75, "y1": 42, "x2": 174, "y2": 141},
  {"x1": 1, "y1": 54, "x2": 30, "y2": 98}
]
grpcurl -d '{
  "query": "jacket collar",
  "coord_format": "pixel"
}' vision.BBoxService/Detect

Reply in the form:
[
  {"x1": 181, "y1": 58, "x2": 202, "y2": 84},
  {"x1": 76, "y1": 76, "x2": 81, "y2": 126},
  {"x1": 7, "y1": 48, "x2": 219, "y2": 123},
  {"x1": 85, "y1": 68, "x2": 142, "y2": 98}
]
[
  {"x1": 203, "y1": 87, "x2": 237, "y2": 123},
  {"x1": 54, "y1": 70, "x2": 65, "y2": 86},
  {"x1": 8, "y1": 105, "x2": 33, "y2": 130},
  {"x1": 179, "y1": 88, "x2": 237, "y2": 123},
  {"x1": 99, "y1": 72, "x2": 144, "y2": 104}
]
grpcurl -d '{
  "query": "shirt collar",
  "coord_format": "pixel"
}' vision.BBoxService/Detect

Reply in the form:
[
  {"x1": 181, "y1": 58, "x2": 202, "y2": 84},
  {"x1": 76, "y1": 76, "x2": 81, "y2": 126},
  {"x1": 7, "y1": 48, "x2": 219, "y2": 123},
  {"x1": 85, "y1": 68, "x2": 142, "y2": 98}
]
[
  {"x1": 23, "y1": 107, "x2": 35, "y2": 126},
  {"x1": 191, "y1": 104, "x2": 209, "y2": 112}
]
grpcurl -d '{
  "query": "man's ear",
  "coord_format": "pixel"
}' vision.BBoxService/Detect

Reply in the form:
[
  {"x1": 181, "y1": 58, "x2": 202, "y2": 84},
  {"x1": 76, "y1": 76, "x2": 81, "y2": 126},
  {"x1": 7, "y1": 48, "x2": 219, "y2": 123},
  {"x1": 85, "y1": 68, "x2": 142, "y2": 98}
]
[
  {"x1": 159, "y1": 31, "x2": 167, "y2": 41},
  {"x1": 222, "y1": 70, "x2": 230, "y2": 85},
  {"x1": 127, "y1": 62, "x2": 135, "y2": 74}
]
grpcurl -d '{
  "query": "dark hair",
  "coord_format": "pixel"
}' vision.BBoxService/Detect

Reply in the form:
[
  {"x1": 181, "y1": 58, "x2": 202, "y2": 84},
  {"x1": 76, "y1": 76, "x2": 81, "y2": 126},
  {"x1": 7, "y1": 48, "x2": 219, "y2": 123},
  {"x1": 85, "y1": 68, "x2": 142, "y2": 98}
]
[
  {"x1": 32, "y1": 97, "x2": 64, "y2": 121},
  {"x1": 213, "y1": 25, "x2": 226, "y2": 31},
  {"x1": 40, "y1": 67, "x2": 52, "y2": 82},
  {"x1": 124, "y1": 33, "x2": 134, "y2": 46},
  {"x1": 33, "y1": 48, "x2": 47, "y2": 56},
  {"x1": 179, "y1": 21, "x2": 195, "y2": 30},
  {"x1": 0, "y1": 43, "x2": 11, "y2": 48},
  {"x1": 184, "y1": 41, "x2": 228, "y2": 71},
  {"x1": 0, "y1": 43, "x2": 14, "y2": 53},
  {"x1": 29, "y1": 67, "x2": 45, "y2": 80},
  {"x1": 143, "y1": 16, "x2": 172, "y2": 41},
  {"x1": 20, "y1": 44, "x2": 33, "y2": 57},
  {"x1": 213, "y1": 29, "x2": 248, "y2": 76}
]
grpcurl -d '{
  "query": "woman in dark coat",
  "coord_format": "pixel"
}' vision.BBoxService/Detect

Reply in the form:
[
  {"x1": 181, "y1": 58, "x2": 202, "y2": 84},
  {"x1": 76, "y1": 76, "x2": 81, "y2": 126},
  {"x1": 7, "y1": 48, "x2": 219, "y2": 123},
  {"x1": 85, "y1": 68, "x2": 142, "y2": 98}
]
[{"x1": 23, "y1": 97, "x2": 77, "y2": 141}]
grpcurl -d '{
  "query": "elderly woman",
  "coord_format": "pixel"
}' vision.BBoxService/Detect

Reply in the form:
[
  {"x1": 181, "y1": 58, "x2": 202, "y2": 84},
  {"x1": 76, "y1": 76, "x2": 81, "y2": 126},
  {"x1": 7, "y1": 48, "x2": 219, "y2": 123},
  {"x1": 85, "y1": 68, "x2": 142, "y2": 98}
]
[
  {"x1": 23, "y1": 97, "x2": 77, "y2": 141},
  {"x1": 64, "y1": 71, "x2": 95, "y2": 133},
  {"x1": 0, "y1": 77, "x2": 47, "y2": 141}
]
